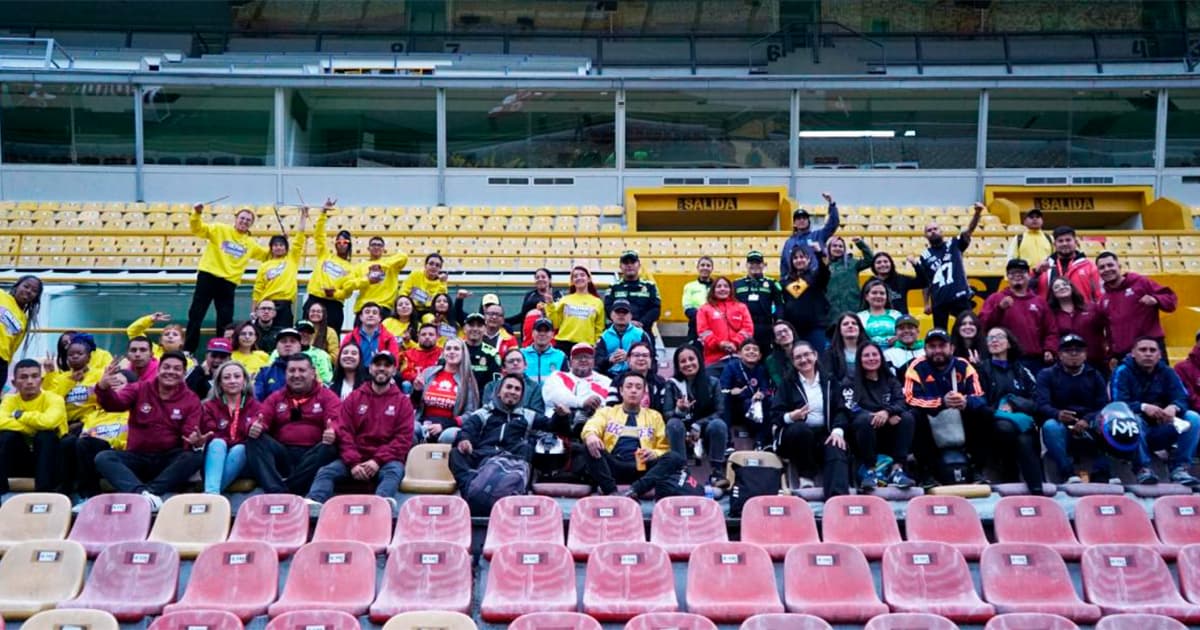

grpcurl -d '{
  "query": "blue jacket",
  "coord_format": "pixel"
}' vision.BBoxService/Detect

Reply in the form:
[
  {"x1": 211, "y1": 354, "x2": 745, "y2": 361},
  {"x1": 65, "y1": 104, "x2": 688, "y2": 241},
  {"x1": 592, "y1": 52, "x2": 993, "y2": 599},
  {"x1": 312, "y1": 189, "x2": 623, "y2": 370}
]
[
  {"x1": 1110, "y1": 356, "x2": 1190, "y2": 415},
  {"x1": 719, "y1": 358, "x2": 769, "y2": 411},
  {"x1": 521, "y1": 345, "x2": 565, "y2": 386},
  {"x1": 1034, "y1": 362, "x2": 1109, "y2": 422},
  {"x1": 780, "y1": 201, "x2": 839, "y2": 278},
  {"x1": 254, "y1": 357, "x2": 288, "y2": 401},
  {"x1": 595, "y1": 324, "x2": 652, "y2": 377}
]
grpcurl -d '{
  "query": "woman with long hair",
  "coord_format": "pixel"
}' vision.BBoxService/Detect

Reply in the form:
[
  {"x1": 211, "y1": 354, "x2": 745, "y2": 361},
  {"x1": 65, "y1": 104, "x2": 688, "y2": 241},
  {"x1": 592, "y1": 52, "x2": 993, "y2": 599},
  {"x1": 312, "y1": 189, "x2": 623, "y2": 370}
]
[
  {"x1": 858, "y1": 278, "x2": 903, "y2": 346},
  {"x1": 383, "y1": 294, "x2": 417, "y2": 348},
  {"x1": 696, "y1": 276, "x2": 752, "y2": 378},
  {"x1": 769, "y1": 340, "x2": 849, "y2": 496},
  {"x1": 199, "y1": 361, "x2": 264, "y2": 494},
  {"x1": 780, "y1": 243, "x2": 831, "y2": 353},
  {"x1": 1047, "y1": 276, "x2": 1106, "y2": 372},
  {"x1": 251, "y1": 206, "x2": 308, "y2": 328},
  {"x1": 870, "y1": 251, "x2": 921, "y2": 314},
  {"x1": 544, "y1": 265, "x2": 605, "y2": 354},
  {"x1": 766, "y1": 320, "x2": 799, "y2": 391},
  {"x1": 329, "y1": 343, "x2": 368, "y2": 399},
  {"x1": 415, "y1": 338, "x2": 480, "y2": 444},
  {"x1": 841, "y1": 342, "x2": 915, "y2": 490},
  {"x1": 302, "y1": 199, "x2": 352, "y2": 334},
  {"x1": 975, "y1": 327, "x2": 1044, "y2": 494},
  {"x1": 821, "y1": 312, "x2": 866, "y2": 383},
  {"x1": 663, "y1": 344, "x2": 728, "y2": 487},
  {"x1": 0, "y1": 275, "x2": 42, "y2": 390},
  {"x1": 825, "y1": 235, "x2": 874, "y2": 315},
  {"x1": 427, "y1": 293, "x2": 459, "y2": 345},
  {"x1": 231, "y1": 320, "x2": 271, "y2": 378},
  {"x1": 49, "y1": 334, "x2": 128, "y2": 494},
  {"x1": 304, "y1": 301, "x2": 340, "y2": 355},
  {"x1": 950, "y1": 310, "x2": 985, "y2": 364},
  {"x1": 509, "y1": 268, "x2": 562, "y2": 330}
]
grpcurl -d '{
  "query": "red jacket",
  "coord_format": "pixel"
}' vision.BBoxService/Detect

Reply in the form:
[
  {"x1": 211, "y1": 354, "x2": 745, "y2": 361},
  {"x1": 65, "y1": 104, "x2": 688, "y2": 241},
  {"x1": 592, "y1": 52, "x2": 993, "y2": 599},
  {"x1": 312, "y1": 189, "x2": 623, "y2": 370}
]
[
  {"x1": 980, "y1": 288, "x2": 1059, "y2": 357},
  {"x1": 1051, "y1": 306, "x2": 1107, "y2": 366},
  {"x1": 1036, "y1": 252, "x2": 1102, "y2": 304},
  {"x1": 341, "y1": 327, "x2": 401, "y2": 362},
  {"x1": 1098, "y1": 272, "x2": 1177, "y2": 356},
  {"x1": 697, "y1": 298, "x2": 754, "y2": 367},
  {"x1": 97, "y1": 378, "x2": 201, "y2": 453},
  {"x1": 260, "y1": 383, "x2": 341, "y2": 447},
  {"x1": 402, "y1": 345, "x2": 443, "y2": 382},
  {"x1": 1174, "y1": 346, "x2": 1200, "y2": 412},
  {"x1": 337, "y1": 381, "x2": 414, "y2": 466},
  {"x1": 200, "y1": 396, "x2": 265, "y2": 446}
]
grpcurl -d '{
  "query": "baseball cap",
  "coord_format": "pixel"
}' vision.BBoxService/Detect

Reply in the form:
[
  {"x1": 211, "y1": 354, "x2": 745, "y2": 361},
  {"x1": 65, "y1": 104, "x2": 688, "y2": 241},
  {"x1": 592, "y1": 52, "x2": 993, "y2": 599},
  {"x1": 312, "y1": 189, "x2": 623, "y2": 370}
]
[
  {"x1": 371, "y1": 350, "x2": 396, "y2": 365},
  {"x1": 570, "y1": 342, "x2": 595, "y2": 357},
  {"x1": 1060, "y1": 334, "x2": 1087, "y2": 349},
  {"x1": 746, "y1": 250, "x2": 764, "y2": 263},
  {"x1": 532, "y1": 317, "x2": 554, "y2": 331},
  {"x1": 895, "y1": 314, "x2": 920, "y2": 329},
  {"x1": 481, "y1": 293, "x2": 501, "y2": 307},
  {"x1": 464, "y1": 312, "x2": 486, "y2": 325},
  {"x1": 295, "y1": 320, "x2": 315, "y2": 332},
  {"x1": 611, "y1": 298, "x2": 632, "y2": 313},
  {"x1": 1022, "y1": 208, "x2": 1044, "y2": 218},
  {"x1": 1006, "y1": 258, "x2": 1030, "y2": 273},
  {"x1": 793, "y1": 208, "x2": 810, "y2": 219},
  {"x1": 925, "y1": 328, "x2": 951, "y2": 343},
  {"x1": 276, "y1": 328, "x2": 301, "y2": 341},
  {"x1": 620, "y1": 250, "x2": 639, "y2": 263},
  {"x1": 206, "y1": 338, "x2": 233, "y2": 355}
]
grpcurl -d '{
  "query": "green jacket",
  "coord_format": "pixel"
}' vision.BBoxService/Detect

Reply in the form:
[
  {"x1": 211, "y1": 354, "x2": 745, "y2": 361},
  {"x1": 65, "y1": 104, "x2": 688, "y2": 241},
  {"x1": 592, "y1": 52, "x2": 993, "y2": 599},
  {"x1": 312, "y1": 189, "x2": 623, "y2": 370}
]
[
  {"x1": 269, "y1": 346, "x2": 334, "y2": 385},
  {"x1": 681, "y1": 278, "x2": 713, "y2": 313},
  {"x1": 827, "y1": 240, "x2": 874, "y2": 315}
]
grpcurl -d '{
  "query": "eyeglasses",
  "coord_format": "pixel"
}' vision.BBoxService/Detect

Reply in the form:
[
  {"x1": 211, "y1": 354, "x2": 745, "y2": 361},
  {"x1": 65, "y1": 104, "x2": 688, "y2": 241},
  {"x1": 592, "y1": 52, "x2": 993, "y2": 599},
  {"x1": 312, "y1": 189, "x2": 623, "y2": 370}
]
[
  {"x1": 986, "y1": 334, "x2": 1007, "y2": 342},
  {"x1": 629, "y1": 352, "x2": 652, "y2": 359}
]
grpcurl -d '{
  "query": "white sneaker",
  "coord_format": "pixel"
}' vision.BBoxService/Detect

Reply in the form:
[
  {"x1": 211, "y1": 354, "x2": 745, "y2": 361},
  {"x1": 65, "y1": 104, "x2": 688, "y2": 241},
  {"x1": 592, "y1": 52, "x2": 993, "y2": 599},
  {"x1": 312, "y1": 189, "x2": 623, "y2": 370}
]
[
  {"x1": 798, "y1": 476, "x2": 815, "y2": 489},
  {"x1": 1065, "y1": 475, "x2": 1083, "y2": 484},
  {"x1": 141, "y1": 491, "x2": 163, "y2": 512}
]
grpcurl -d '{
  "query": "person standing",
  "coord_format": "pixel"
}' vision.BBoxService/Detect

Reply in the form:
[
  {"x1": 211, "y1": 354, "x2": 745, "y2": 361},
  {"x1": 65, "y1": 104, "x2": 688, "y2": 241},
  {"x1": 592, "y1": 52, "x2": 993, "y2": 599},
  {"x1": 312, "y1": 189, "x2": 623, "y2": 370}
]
[
  {"x1": 398, "y1": 254, "x2": 448, "y2": 316},
  {"x1": 0, "y1": 276, "x2": 43, "y2": 391},
  {"x1": 912, "y1": 202, "x2": 985, "y2": 329},
  {"x1": 1005, "y1": 208, "x2": 1054, "y2": 265},
  {"x1": 184, "y1": 204, "x2": 270, "y2": 354},
  {"x1": 544, "y1": 266, "x2": 606, "y2": 354},
  {"x1": 780, "y1": 192, "x2": 839, "y2": 278},
  {"x1": 825, "y1": 236, "x2": 874, "y2": 315},
  {"x1": 341, "y1": 237, "x2": 409, "y2": 320},
  {"x1": 302, "y1": 200, "x2": 353, "y2": 335},
  {"x1": 508, "y1": 268, "x2": 561, "y2": 331},
  {"x1": 870, "y1": 252, "x2": 921, "y2": 315},
  {"x1": 251, "y1": 205, "x2": 309, "y2": 328},
  {"x1": 734, "y1": 250, "x2": 784, "y2": 353},
  {"x1": 1096, "y1": 251, "x2": 1176, "y2": 361},
  {"x1": 681, "y1": 256, "x2": 714, "y2": 343},
  {"x1": 595, "y1": 299, "x2": 653, "y2": 378},
  {"x1": 604, "y1": 251, "x2": 661, "y2": 341},
  {"x1": 1034, "y1": 225, "x2": 1101, "y2": 304},
  {"x1": 780, "y1": 242, "x2": 831, "y2": 353},
  {"x1": 980, "y1": 259, "x2": 1059, "y2": 373}
]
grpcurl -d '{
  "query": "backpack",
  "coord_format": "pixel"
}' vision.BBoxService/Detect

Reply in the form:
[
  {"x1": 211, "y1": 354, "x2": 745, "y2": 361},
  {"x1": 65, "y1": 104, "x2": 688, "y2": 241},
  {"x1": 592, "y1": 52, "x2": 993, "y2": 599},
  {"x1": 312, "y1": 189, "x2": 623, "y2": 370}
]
[
  {"x1": 728, "y1": 457, "x2": 784, "y2": 518},
  {"x1": 465, "y1": 455, "x2": 530, "y2": 516}
]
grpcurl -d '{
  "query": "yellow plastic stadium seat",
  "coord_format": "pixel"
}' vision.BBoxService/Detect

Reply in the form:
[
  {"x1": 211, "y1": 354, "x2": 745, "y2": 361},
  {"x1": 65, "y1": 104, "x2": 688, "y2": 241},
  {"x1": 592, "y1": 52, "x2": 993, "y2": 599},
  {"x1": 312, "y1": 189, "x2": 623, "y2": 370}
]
[
  {"x1": 0, "y1": 540, "x2": 86, "y2": 620},
  {"x1": 0, "y1": 494, "x2": 71, "y2": 555},
  {"x1": 1125, "y1": 256, "x2": 1161, "y2": 274},
  {"x1": 1162, "y1": 258, "x2": 1187, "y2": 273},
  {"x1": 147, "y1": 494, "x2": 230, "y2": 559},
  {"x1": 20, "y1": 609, "x2": 120, "y2": 630},
  {"x1": 382, "y1": 611, "x2": 477, "y2": 630}
]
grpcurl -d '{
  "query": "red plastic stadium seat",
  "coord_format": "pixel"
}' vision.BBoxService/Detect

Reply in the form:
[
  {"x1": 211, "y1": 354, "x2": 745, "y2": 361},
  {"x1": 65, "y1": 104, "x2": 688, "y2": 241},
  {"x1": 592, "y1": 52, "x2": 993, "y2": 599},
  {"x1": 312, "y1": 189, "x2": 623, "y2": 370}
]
[
  {"x1": 268, "y1": 541, "x2": 376, "y2": 617},
  {"x1": 1075, "y1": 496, "x2": 1174, "y2": 558},
  {"x1": 369, "y1": 542, "x2": 471, "y2": 621},
  {"x1": 482, "y1": 496, "x2": 564, "y2": 560},
  {"x1": 392, "y1": 495, "x2": 471, "y2": 551},
  {"x1": 148, "y1": 610, "x2": 244, "y2": 630},
  {"x1": 993, "y1": 496, "x2": 1084, "y2": 560},
  {"x1": 66, "y1": 493, "x2": 152, "y2": 557},
  {"x1": 685, "y1": 542, "x2": 784, "y2": 623},
  {"x1": 265, "y1": 610, "x2": 360, "y2": 630},
  {"x1": 985, "y1": 613, "x2": 1079, "y2": 630},
  {"x1": 1153, "y1": 495, "x2": 1200, "y2": 548},
  {"x1": 583, "y1": 541, "x2": 677, "y2": 621},
  {"x1": 740, "y1": 614, "x2": 831, "y2": 630},
  {"x1": 164, "y1": 541, "x2": 278, "y2": 621},
  {"x1": 480, "y1": 542, "x2": 576, "y2": 622},
  {"x1": 882, "y1": 541, "x2": 996, "y2": 623},
  {"x1": 650, "y1": 497, "x2": 727, "y2": 560},
  {"x1": 228, "y1": 494, "x2": 308, "y2": 557},
  {"x1": 311, "y1": 495, "x2": 393, "y2": 554},
  {"x1": 979, "y1": 543, "x2": 1101, "y2": 622},
  {"x1": 740, "y1": 495, "x2": 819, "y2": 560},
  {"x1": 863, "y1": 613, "x2": 958, "y2": 630},
  {"x1": 1094, "y1": 613, "x2": 1188, "y2": 630},
  {"x1": 568, "y1": 496, "x2": 645, "y2": 560},
  {"x1": 906, "y1": 495, "x2": 988, "y2": 560},
  {"x1": 783, "y1": 543, "x2": 888, "y2": 623},
  {"x1": 510, "y1": 612, "x2": 603, "y2": 630},
  {"x1": 821, "y1": 495, "x2": 901, "y2": 560},
  {"x1": 1081, "y1": 544, "x2": 1200, "y2": 622},
  {"x1": 624, "y1": 612, "x2": 717, "y2": 630},
  {"x1": 1178, "y1": 544, "x2": 1200, "y2": 603},
  {"x1": 58, "y1": 541, "x2": 179, "y2": 621}
]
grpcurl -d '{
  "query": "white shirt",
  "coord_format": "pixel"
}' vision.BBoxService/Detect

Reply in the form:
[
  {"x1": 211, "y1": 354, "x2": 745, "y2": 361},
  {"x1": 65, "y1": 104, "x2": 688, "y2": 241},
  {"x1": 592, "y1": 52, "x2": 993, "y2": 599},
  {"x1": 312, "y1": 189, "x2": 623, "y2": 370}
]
[{"x1": 799, "y1": 372, "x2": 825, "y2": 428}]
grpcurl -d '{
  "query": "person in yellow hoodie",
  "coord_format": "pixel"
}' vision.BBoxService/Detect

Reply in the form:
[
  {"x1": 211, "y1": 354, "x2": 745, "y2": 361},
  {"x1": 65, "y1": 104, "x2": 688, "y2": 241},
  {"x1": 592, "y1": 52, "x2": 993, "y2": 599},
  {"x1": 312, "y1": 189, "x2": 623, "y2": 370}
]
[
  {"x1": 301, "y1": 199, "x2": 353, "y2": 335},
  {"x1": 341, "y1": 236, "x2": 409, "y2": 319},
  {"x1": 184, "y1": 203, "x2": 272, "y2": 355},
  {"x1": 543, "y1": 265, "x2": 606, "y2": 355},
  {"x1": 581, "y1": 372, "x2": 686, "y2": 498},
  {"x1": 0, "y1": 275, "x2": 43, "y2": 392},
  {"x1": 0, "y1": 359, "x2": 67, "y2": 493},
  {"x1": 398, "y1": 253, "x2": 448, "y2": 316},
  {"x1": 252, "y1": 205, "x2": 310, "y2": 328},
  {"x1": 124, "y1": 313, "x2": 196, "y2": 369}
]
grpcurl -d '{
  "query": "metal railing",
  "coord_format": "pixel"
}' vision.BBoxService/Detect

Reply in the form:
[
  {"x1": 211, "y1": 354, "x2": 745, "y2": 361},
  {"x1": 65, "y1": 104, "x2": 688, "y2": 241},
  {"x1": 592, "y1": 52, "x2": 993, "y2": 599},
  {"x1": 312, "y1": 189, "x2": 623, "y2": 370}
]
[{"x1": 0, "y1": 37, "x2": 74, "y2": 69}]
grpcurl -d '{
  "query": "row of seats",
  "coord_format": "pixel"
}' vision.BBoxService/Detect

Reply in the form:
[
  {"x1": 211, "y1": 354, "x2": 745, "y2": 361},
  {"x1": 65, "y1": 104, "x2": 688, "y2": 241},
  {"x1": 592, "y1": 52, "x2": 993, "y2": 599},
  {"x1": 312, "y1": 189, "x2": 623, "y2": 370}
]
[
  {"x1": 8, "y1": 533, "x2": 1200, "y2": 625},
  {"x1": 6, "y1": 491, "x2": 1200, "y2": 566}
]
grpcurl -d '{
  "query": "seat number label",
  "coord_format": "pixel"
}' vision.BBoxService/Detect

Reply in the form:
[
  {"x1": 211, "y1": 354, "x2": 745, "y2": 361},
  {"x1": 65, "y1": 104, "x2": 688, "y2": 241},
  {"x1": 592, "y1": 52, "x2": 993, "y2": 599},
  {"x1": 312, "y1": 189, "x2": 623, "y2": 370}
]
[
  {"x1": 327, "y1": 553, "x2": 347, "y2": 564},
  {"x1": 847, "y1": 505, "x2": 865, "y2": 516},
  {"x1": 521, "y1": 553, "x2": 541, "y2": 565},
  {"x1": 1108, "y1": 556, "x2": 1128, "y2": 568},
  {"x1": 227, "y1": 553, "x2": 248, "y2": 565},
  {"x1": 188, "y1": 504, "x2": 208, "y2": 515},
  {"x1": 430, "y1": 451, "x2": 444, "y2": 460},
  {"x1": 814, "y1": 554, "x2": 835, "y2": 566},
  {"x1": 348, "y1": 505, "x2": 367, "y2": 515},
  {"x1": 268, "y1": 504, "x2": 287, "y2": 515},
  {"x1": 185, "y1": 626, "x2": 211, "y2": 630},
  {"x1": 931, "y1": 505, "x2": 950, "y2": 516},
  {"x1": 767, "y1": 506, "x2": 787, "y2": 516},
  {"x1": 518, "y1": 506, "x2": 536, "y2": 516},
  {"x1": 1009, "y1": 555, "x2": 1028, "y2": 566},
  {"x1": 1180, "y1": 506, "x2": 1196, "y2": 516},
  {"x1": 427, "y1": 505, "x2": 445, "y2": 516},
  {"x1": 597, "y1": 507, "x2": 615, "y2": 518},
  {"x1": 109, "y1": 503, "x2": 128, "y2": 513},
  {"x1": 1018, "y1": 506, "x2": 1038, "y2": 517},
  {"x1": 619, "y1": 554, "x2": 639, "y2": 566},
  {"x1": 911, "y1": 554, "x2": 931, "y2": 565},
  {"x1": 1098, "y1": 505, "x2": 1117, "y2": 516},
  {"x1": 36, "y1": 550, "x2": 59, "y2": 562},
  {"x1": 420, "y1": 553, "x2": 440, "y2": 565},
  {"x1": 130, "y1": 553, "x2": 152, "y2": 564},
  {"x1": 679, "y1": 507, "x2": 696, "y2": 517},
  {"x1": 29, "y1": 503, "x2": 48, "y2": 514},
  {"x1": 720, "y1": 553, "x2": 741, "y2": 565}
]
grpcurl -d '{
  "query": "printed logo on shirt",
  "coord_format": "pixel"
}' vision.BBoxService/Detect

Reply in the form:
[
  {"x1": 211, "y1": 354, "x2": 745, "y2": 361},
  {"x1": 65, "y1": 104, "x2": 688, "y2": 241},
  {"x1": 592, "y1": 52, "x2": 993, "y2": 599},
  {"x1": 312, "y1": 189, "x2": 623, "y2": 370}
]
[
  {"x1": 312, "y1": 403, "x2": 322, "y2": 413},
  {"x1": 368, "y1": 265, "x2": 385, "y2": 282},
  {"x1": 277, "y1": 403, "x2": 288, "y2": 413},
  {"x1": 0, "y1": 307, "x2": 21, "y2": 335},
  {"x1": 221, "y1": 240, "x2": 247, "y2": 259},
  {"x1": 385, "y1": 405, "x2": 395, "y2": 416},
  {"x1": 1028, "y1": 303, "x2": 1039, "y2": 312},
  {"x1": 65, "y1": 385, "x2": 91, "y2": 404},
  {"x1": 265, "y1": 262, "x2": 286, "y2": 280},
  {"x1": 606, "y1": 422, "x2": 623, "y2": 434},
  {"x1": 564, "y1": 304, "x2": 595, "y2": 319},
  {"x1": 1125, "y1": 288, "x2": 1134, "y2": 297},
  {"x1": 322, "y1": 261, "x2": 347, "y2": 278},
  {"x1": 170, "y1": 408, "x2": 182, "y2": 421},
  {"x1": 87, "y1": 422, "x2": 125, "y2": 441},
  {"x1": 358, "y1": 404, "x2": 369, "y2": 415},
  {"x1": 140, "y1": 403, "x2": 153, "y2": 414},
  {"x1": 410, "y1": 288, "x2": 430, "y2": 304}
]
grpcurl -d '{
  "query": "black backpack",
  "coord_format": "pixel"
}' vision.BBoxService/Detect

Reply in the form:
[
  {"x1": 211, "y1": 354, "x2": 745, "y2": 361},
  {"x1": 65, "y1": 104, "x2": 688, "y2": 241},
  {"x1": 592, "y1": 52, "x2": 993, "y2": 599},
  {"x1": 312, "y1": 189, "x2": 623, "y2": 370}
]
[
  {"x1": 464, "y1": 455, "x2": 530, "y2": 516},
  {"x1": 728, "y1": 457, "x2": 784, "y2": 518}
]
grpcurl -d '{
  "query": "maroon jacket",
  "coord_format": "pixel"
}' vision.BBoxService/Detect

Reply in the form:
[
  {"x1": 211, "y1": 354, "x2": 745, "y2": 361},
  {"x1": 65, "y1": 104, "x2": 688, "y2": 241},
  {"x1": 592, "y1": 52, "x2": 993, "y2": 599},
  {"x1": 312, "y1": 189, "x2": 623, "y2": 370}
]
[
  {"x1": 200, "y1": 396, "x2": 266, "y2": 446},
  {"x1": 97, "y1": 378, "x2": 201, "y2": 453},
  {"x1": 1174, "y1": 346, "x2": 1200, "y2": 412},
  {"x1": 260, "y1": 383, "x2": 341, "y2": 447},
  {"x1": 1098, "y1": 272, "x2": 1177, "y2": 356},
  {"x1": 1051, "y1": 306, "x2": 1107, "y2": 366},
  {"x1": 980, "y1": 288, "x2": 1059, "y2": 357},
  {"x1": 338, "y1": 381, "x2": 414, "y2": 466}
]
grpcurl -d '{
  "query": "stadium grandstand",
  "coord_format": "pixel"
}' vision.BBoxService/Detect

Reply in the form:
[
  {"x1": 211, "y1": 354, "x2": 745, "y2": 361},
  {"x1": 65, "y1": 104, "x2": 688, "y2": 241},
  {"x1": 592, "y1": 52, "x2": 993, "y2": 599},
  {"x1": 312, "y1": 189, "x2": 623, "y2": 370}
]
[{"x1": 6, "y1": 1, "x2": 1200, "y2": 629}]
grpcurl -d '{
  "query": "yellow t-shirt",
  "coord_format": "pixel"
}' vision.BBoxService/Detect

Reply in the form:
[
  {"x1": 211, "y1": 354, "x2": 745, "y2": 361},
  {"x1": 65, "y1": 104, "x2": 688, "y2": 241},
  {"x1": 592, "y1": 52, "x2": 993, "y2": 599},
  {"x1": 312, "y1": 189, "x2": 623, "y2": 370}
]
[
  {"x1": 308, "y1": 213, "x2": 356, "y2": 302},
  {"x1": 231, "y1": 350, "x2": 271, "y2": 378},
  {"x1": 0, "y1": 390, "x2": 67, "y2": 437},
  {"x1": 346, "y1": 252, "x2": 410, "y2": 309},
  {"x1": 253, "y1": 232, "x2": 308, "y2": 303},
  {"x1": 189, "y1": 211, "x2": 270, "y2": 285},
  {"x1": 398, "y1": 272, "x2": 447, "y2": 311},
  {"x1": 545, "y1": 292, "x2": 606, "y2": 345},
  {"x1": 0, "y1": 291, "x2": 29, "y2": 362}
]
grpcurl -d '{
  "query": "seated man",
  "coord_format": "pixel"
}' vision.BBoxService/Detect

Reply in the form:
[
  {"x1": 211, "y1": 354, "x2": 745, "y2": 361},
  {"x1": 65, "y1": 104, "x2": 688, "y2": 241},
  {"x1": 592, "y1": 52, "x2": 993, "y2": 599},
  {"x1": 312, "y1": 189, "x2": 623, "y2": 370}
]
[
  {"x1": 342, "y1": 301, "x2": 401, "y2": 366},
  {"x1": 305, "y1": 351, "x2": 413, "y2": 505},
  {"x1": 402, "y1": 322, "x2": 443, "y2": 383},
  {"x1": 543, "y1": 343, "x2": 611, "y2": 436},
  {"x1": 1037, "y1": 334, "x2": 1110, "y2": 484},
  {"x1": 884, "y1": 314, "x2": 924, "y2": 373},
  {"x1": 0, "y1": 359, "x2": 67, "y2": 493},
  {"x1": 124, "y1": 336, "x2": 159, "y2": 382},
  {"x1": 582, "y1": 372, "x2": 686, "y2": 498},
  {"x1": 244, "y1": 354, "x2": 342, "y2": 494},
  {"x1": 294, "y1": 320, "x2": 334, "y2": 384},
  {"x1": 483, "y1": 348, "x2": 545, "y2": 416},
  {"x1": 254, "y1": 328, "x2": 304, "y2": 400},
  {"x1": 95, "y1": 351, "x2": 204, "y2": 508},
  {"x1": 521, "y1": 318, "x2": 566, "y2": 386},
  {"x1": 595, "y1": 299, "x2": 652, "y2": 378},
  {"x1": 185, "y1": 337, "x2": 231, "y2": 398},
  {"x1": 450, "y1": 374, "x2": 549, "y2": 490},
  {"x1": 1110, "y1": 336, "x2": 1200, "y2": 485}
]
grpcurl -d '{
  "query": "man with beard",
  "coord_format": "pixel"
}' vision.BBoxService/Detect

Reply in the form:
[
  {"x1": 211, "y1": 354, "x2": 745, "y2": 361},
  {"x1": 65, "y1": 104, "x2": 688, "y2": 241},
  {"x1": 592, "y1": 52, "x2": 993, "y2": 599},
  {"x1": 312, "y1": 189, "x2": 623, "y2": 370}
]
[
  {"x1": 980, "y1": 259, "x2": 1059, "y2": 372},
  {"x1": 912, "y1": 202, "x2": 985, "y2": 329},
  {"x1": 305, "y1": 351, "x2": 413, "y2": 505},
  {"x1": 402, "y1": 323, "x2": 443, "y2": 382},
  {"x1": 462, "y1": 312, "x2": 503, "y2": 392},
  {"x1": 903, "y1": 329, "x2": 988, "y2": 483},
  {"x1": 451, "y1": 374, "x2": 552, "y2": 491},
  {"x1": 734, "y1": 250, "x2": 784, "y2": 352},
  {"x1": 1096, "y1": 251, "x2": 1177, "y2": 361},
  {"x1": 544, "y1": 343, "x2": 611, "y2": 435},
  {"x1": 1034, "y1": 225, "x2": 1101, "y2": 303}
]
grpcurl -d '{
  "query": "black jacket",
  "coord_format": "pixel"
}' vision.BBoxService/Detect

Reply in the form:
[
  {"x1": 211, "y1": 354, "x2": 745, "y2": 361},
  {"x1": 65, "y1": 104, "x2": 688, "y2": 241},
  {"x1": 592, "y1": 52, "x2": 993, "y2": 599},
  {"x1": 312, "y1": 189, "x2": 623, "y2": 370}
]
[
  {"x1": 837, "y1": 373, "x2": 908, "y2": 425},
  {"x1": 1034, "y1": 362, "x2": 1109, "y2": 422},
  {"x1": 605, "y1": 278, "x2": 661, "y2": 330},
  {"x1": 780, "y1": 258, "x2": 831, "y2": 334},
  {"x1": 976, "y1": 358, "x2": 1038, "y2": 415},
  {"x1": 605, "y1": 370, "x2": 668, "y2": 414},
  {"x1": 663, "y1": 375, "x2": 726, "y2": 427},
  {"x1": 185, "y1": 365, "x2": 212, "y2": 399},
  {"x1": 733, "y1": 275, "x2": 783, "y2": 323},
  {"x1": 454, "y1": 397, "x2": 553, "y2": 459},
  {"x1": 769, "y1": 369, "x2": 844, "y2": 433},
  {"x1": 506, "y1": 288, "x2": 563, "y2": 329}
]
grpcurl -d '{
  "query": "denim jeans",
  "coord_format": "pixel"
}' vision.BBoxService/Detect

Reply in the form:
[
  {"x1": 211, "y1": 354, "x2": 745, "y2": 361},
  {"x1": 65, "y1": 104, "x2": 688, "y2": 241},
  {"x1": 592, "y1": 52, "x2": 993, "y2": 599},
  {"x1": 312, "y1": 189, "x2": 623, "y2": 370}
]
[
  {"x1": 203, "y1": 439, "x2": 247, "y2": 494},
  {"x1": 1135, "y1": 411, "x2": 1200, "y2": 469},
  {"x1": 306, "y1": 459, "x2": 406, "y2": 503}
]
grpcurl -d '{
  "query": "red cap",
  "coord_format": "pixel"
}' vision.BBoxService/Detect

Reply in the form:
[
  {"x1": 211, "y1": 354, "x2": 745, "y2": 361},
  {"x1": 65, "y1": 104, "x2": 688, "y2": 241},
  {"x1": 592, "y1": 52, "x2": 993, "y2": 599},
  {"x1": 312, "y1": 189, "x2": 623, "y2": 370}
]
[{"x1": 206, "y1": 338, "x2": 233, "y2": 354}]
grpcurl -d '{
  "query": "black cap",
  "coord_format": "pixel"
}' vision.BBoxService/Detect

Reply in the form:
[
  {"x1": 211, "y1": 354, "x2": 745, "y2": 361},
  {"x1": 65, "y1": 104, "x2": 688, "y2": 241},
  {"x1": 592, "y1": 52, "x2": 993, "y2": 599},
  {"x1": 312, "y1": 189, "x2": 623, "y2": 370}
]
[
  {"x1": 1006, "y1": 258, "x2": 1030, "y2": 273},
  {"x1": 532, "y1": 317, "x2": 554, "y2": 331},
  {"x1": 611, "y1": 298, "x2": 632, "y2": 313},
  {"x1": 925, "y1": 328, "x2": 951, "y2": 343},
  {"x1": 464, "y1": 312, "x2": 486, "y2": 325},
  {"x1": 793, "y1": 208, "x2": 810, "y2": 219},
  {"x1": 620, "y1": 250, "x2": 639, "y2": 263},
  {"x1": 276, "y1": 328, "x2": 301, "y2": 341},
  {"x1": 1023, "y1": 208, "x2": 1044, "y2": 218},
  {"x1": 1060, "y1": 334, "x2": 1087, "y2": 349},
  {"x1": 295, "y1": 320, "x2": 315, "y2": 332},
  {"x1": 895, "y1": 314, "x2": 920, "y2": 329},
  {"x1": 371, "y1": 350, "x2": 396, "y2": 365},
  {"x1": 746, "y1": 250, "x2": 765, "y2": 263}
]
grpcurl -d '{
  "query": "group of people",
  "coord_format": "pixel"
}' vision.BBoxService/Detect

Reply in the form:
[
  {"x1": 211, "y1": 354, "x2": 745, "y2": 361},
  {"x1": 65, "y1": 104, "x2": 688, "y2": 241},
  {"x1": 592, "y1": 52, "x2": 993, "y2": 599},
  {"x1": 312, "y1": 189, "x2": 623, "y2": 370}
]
[{"x1": 0, "y1": 193, "x2": 1196, "y2": 507}]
